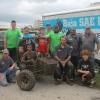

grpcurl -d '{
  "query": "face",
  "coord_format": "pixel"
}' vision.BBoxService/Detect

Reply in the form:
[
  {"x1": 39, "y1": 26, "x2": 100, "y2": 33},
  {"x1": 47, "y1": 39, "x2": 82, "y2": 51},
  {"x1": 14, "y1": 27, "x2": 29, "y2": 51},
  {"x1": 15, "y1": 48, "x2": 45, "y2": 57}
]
[
  {"x1": 71, "y1": 29, "x2": 76, "y2": 35},
  {"x1": 47, "y1": 25, "x2": 51, "y2": 30},
  {"x1": 27, "y1": 45, "x2": 32, "y2": 51},
  {"x1": 54, "y1": 26, "x2": 59, "y2": 33},
  {"x1": 3, "y1": 53, "x2": 9, "y2": 58},
  {"x1": 82, "y1": 55, "x2": 88, "y2": 61},
  {"x1": 40, "y1": 28, "x2": 44, "y2": 34},
  {"x1": 61, "y1": 37, "x2": 66, "y2": 45},
  {"x1": 85, "y1": 28, "x2": 91, "y2": 34},
  {"x1": 11, "y1": 22, "x2": 16, "y2": 29},
  {"x1": 24, "y1": 27, "x2": 29, "y2": 34},
  {"x1": 19, "y1": 47, "x2": 24, "y2": 53}
]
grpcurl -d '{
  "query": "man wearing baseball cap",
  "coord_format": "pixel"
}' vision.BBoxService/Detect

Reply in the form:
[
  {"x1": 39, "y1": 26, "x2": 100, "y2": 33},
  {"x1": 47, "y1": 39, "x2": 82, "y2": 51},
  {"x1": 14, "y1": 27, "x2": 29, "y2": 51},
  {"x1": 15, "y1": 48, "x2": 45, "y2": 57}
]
[{"x1": 0, "y1": 49, "x2": 16, "y2": 86}]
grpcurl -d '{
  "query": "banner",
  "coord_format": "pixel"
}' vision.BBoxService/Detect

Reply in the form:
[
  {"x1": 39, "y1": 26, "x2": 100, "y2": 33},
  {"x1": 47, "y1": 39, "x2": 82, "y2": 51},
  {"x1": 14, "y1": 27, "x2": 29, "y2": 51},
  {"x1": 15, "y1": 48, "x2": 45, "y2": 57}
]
[{"x1": 43, "y1": 15, "x2": 100, "y2": 30}]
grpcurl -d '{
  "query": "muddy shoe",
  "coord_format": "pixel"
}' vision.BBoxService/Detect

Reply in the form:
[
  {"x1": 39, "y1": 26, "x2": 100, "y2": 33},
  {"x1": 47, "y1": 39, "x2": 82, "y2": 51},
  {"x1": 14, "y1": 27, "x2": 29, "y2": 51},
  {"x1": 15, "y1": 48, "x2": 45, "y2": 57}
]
[
  {"x1": 10, "y1": 78, "x2": 16, "y2": 83},
  {"x1": 65, "y1": 78, "x2": 74, "y2": 86},
  {"x1": 88, "y1": 80, "x2": 95, "y2": 88},
  {"x1": 54, "y1": 79, "x2": 62, "y2": 85},
  {"x1": 8, "y1": 77, "x2": 16, "y2": 83},
  {"x1": 66, "y1": 80, "x2": 73, "y2": 86}
]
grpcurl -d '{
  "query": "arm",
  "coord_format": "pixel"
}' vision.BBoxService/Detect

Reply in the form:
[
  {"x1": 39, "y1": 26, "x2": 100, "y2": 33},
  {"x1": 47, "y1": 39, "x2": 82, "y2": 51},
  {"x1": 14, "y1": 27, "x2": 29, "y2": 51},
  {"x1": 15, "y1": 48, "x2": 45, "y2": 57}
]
[
  {"x1": 4, "y1": 31, "x2": 7, "y2": 49},
  {"x1": 97, "y1": 43, "x2": 100, "y2": 52},
  {"x1": 65, "y1": 56, "x2": 71, "y2": 63},
  {"x1": 10, "y1": 62, "x2": 16, "y2": 70},
  {"x1": 65, "y1": 46, "x2": 71, "y2": 63},
  {"x1": 22, "y1": 53, "x2": 33, "y2": 63},
  {"x1": 94, "y1": 35, "x2": 100, "y2": 53},
  {"x1": 4, "y1": 37, "x2": 6, "y2": 49},
  {"x1": 55, "y1": 55, "x2": 61, "y2": 62}
]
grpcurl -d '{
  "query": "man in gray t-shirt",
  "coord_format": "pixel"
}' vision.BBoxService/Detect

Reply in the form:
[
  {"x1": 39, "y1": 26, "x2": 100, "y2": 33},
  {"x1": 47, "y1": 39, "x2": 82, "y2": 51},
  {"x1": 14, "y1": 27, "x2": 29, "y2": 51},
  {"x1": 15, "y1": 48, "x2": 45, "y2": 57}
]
[
  {"x1": 0, "y1": 49, "x2": 16, "y2": 86},
  {"x1": 54, "y1": 36, "x2": 74, "y2": 85},
  {"x1": 81, "y1": 28, "x2": 100, "y2": 54}
]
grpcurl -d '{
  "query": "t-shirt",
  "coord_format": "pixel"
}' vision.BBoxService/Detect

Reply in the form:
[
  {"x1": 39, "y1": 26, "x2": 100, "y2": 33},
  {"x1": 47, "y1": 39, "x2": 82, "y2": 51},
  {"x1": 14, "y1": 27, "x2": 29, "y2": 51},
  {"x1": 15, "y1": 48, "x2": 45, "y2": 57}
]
[
  {"x1": 21, "y1": 33, "x2": 34, "y2": 39},
  {"x1": 5, "y1": 28, "x2": 21, "y2": 48},
  {"x1": 55, "y1": 44, "x2": 71, "y2": 60},
  {"x1": 77, "y1": 58, "x2": 94, "y2": 73},
  {"x1": 67, "y1": 34, "x2": 81, "y2": 56},
  {"x1": 81, "y1": 33, "x2": 99, "y2": 52},
  {"x1": 0, "y1": 57, "x2": 14, "y2": 73},
  {"x1": 48, "y1": 31, "x2": 64, "y2": 53},
  {"x1": 45, "y1": 29, "x2": 54, "y2": 36},
  {"x1": 18, "y1": 33, "x2": 36, "y2": 51},
  {"x1": 36, "y1": 36, "x2": 50, "y2": 53}
]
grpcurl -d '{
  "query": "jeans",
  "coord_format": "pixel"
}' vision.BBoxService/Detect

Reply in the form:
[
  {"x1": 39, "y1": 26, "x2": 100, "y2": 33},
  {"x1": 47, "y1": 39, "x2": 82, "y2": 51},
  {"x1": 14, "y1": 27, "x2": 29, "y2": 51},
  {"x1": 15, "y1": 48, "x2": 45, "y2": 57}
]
[{"x1": 0, "y1": 68, "x2": 16, "y2": 86}]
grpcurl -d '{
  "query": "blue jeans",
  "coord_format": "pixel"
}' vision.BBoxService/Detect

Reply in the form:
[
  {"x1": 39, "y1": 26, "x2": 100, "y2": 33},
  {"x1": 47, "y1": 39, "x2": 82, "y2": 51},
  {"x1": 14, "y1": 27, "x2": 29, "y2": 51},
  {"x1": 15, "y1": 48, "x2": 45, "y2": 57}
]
[{"x1": 0, "y1": 68, "x2": 16, "y2": 86}]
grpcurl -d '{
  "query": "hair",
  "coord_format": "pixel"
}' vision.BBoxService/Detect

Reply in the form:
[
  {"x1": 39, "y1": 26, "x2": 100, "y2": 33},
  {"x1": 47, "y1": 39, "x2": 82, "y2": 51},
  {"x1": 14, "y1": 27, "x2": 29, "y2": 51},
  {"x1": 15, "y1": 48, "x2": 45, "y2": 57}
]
[
  {"x1": 24, "y1": 26, "x2": 30, "y2": 30},
  {"x1": 80, "y1": 50, "x2": 90, "y2": 57},
  {"x1": 60, "y1": 36, "x2": 66, "y2": 40},
  {"x1": 11, "y1": 20, "x2": 16, "y2": 23}
]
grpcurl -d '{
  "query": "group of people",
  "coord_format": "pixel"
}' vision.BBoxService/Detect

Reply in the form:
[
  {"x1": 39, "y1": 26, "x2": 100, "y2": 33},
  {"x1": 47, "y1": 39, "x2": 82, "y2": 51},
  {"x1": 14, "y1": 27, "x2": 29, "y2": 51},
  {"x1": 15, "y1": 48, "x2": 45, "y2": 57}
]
[{"x1": 0, "y1": 20, "x2": 99, "y2": 88}]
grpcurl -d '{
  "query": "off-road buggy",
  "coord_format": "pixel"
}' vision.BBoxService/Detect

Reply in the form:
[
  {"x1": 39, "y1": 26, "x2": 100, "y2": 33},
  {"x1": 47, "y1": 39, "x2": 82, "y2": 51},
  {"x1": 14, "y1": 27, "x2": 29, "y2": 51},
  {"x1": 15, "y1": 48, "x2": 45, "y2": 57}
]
[{"x1": 16, "y1": 36, "x2": 58, "y2": 91}]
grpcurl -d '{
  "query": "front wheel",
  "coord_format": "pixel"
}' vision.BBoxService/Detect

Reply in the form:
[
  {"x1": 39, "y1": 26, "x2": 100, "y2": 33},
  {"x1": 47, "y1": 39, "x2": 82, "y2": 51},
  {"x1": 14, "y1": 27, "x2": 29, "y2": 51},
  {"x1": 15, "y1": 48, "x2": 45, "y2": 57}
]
[{"x1": 17, "y1": 70, "x2": 36, "y2": 91}]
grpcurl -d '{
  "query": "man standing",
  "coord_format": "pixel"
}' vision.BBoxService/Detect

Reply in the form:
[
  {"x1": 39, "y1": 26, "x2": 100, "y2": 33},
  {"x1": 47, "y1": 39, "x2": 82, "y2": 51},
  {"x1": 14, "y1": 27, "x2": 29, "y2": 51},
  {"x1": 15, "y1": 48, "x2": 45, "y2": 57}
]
[
  {"x1": 4, "y1": 20, "x2": 21, "y2": 61},
  {"x1": 45, "y1": 24, "x2": 53, "y2": 36},
  {"x1": 54, "y1": 36, "x2": 74, "y2": 85},
  {"x1": 81, "y1": 27, "x2": 100, "y2": 59},
  {"x1": 48, "y1": 25, "x2": 64, "y2": 56},
  {"x1": 67, "y1": 29, "x2": 81, "y2": 78}
]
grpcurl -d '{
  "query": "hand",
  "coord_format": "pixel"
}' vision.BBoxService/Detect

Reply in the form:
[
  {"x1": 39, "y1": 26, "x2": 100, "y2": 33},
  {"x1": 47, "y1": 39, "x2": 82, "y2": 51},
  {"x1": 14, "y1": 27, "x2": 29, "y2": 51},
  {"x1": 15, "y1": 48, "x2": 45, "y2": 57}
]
[
  {"x1": 0, "y1": 73, "x2": 4, "y2": 80},
  {"x1": 10, "y1": 63, "x2": 16, "y2": 70},
  {"x1": 60, "y1": 61, "x2": 66, "y2": 67},
  {"x1": 85, "y1": 71, "x2": 90, "y2": 75}
]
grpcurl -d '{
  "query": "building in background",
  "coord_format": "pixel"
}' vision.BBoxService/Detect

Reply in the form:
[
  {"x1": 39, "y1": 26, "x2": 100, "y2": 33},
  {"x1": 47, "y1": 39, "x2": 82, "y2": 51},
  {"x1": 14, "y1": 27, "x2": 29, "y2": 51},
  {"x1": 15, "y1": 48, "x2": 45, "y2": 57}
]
[{"x1": 33, "y1": 20, "x2": 43, "y2": 29}]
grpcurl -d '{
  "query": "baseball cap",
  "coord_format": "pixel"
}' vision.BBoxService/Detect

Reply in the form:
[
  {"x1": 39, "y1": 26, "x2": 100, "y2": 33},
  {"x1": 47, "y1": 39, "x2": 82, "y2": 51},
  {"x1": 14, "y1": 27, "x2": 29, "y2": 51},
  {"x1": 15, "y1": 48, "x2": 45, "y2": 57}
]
[
  {"x1": 2, "y1": 49, "x2": 9, "y2": 54},
  {"x1": 46, "y1": 24, "x2": 51, "y2": 27}
]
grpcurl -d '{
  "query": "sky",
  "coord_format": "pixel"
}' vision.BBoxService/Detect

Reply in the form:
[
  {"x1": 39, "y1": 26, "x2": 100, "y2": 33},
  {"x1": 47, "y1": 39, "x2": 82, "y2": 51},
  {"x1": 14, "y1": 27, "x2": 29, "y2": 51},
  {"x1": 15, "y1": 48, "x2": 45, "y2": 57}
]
[{"x1": 0, "y1": 0, "x2": 100, "y2": 24}]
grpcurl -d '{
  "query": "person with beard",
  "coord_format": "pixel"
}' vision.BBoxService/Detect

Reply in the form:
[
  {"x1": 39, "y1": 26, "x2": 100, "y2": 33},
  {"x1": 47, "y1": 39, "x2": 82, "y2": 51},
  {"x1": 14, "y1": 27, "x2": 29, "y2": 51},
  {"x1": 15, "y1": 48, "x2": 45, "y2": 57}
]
[
  {"x1": 54, "y1": 36, "x2": 74, "y2": 85},
  {"x1": 66, "y1": 29, "x2": 81, "y2": 79},
  {"x1": 48, "y1": 25, "x2": 64, "y2": 57},
  {"x1": 81, "y1": 27, "x2": 100, "y2": 57}
]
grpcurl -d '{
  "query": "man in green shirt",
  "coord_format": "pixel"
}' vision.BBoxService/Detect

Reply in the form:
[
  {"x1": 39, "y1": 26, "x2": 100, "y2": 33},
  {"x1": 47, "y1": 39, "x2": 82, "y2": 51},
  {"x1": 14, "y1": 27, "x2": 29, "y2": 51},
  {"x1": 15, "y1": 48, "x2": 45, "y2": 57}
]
[
  {"x1": 4, "y1": 20, "x2": 21, "y2": 61},
  {"x1": 45, "y1": 24, "x2": 53, "y2": 36},
  {"x1": 48, "y1": 25, "x2": 64, "y2": 56}
]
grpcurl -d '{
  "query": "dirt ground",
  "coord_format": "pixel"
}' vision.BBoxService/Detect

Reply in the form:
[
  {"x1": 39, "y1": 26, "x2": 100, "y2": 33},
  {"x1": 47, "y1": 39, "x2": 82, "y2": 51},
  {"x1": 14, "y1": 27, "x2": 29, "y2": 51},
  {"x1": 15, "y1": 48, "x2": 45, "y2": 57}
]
[{"x1": 0, "y1": 77, "x2": 100, "y2": 100}]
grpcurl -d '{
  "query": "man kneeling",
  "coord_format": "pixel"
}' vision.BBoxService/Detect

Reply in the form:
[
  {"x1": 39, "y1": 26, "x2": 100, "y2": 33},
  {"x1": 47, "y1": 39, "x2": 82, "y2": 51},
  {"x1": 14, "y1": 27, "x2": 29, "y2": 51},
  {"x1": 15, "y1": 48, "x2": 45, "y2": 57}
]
[
  {"x1": 77, "y1": 50, "x2": 95, "y2": 87},
  {"x1": 0, "y1": 49, "x2": 16, "y2": 86},
  {"x1": 21, "y1": 44, "x2": 37, "y2": 70},
  {"x1": 54, "y1": 36, "x2": 74, "y2": 85}
]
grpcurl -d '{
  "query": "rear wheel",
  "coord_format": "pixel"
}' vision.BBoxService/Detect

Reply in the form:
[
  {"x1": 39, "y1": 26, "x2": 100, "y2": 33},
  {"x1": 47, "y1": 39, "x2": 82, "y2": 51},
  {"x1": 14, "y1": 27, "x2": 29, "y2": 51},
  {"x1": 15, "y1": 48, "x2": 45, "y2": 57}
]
[{"x1": 17, "y1": 70, "x2": 36, "y2": 91}]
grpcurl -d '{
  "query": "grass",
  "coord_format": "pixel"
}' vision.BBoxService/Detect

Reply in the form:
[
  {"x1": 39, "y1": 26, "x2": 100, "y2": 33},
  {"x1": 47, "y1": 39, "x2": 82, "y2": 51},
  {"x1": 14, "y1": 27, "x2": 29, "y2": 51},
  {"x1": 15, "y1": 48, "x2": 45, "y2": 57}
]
[{"x1": 95, "y1": 73, "x2": 100, "y2": 88}]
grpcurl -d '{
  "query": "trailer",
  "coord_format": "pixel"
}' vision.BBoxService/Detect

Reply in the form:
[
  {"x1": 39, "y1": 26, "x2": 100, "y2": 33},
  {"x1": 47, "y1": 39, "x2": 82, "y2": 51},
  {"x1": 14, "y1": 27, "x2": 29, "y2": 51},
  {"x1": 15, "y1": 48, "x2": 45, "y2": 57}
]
[{"x1": 42, "y1": 6, "x2": 100, "y2": 35}]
